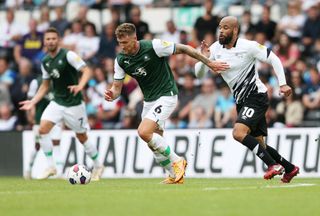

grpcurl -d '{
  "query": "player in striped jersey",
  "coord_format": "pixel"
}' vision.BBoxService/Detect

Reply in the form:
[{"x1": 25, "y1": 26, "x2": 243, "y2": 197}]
[{"x1": 195, "y1": 16, "x2": 299, "y2": 183}]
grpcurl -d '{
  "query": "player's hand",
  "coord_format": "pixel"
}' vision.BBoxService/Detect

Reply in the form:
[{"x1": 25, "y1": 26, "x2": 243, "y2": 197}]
[
  {"x1": 19, "y1": 100, "x2": 35, "y2": 111},
  {"x1": 104, "y1": 89, "x2": 114, "y2": 101},
  {"x1": 208, "y1": 61, "x2": 230, "y2": 73},
  {"x1": 200, "y1": 40, "x2": 210, "y2": 57},
  {"x1": 68, "y1": 85, "x2": 82, "y2": 96},
  {"x1": 280, "y1": 84, "x2": 292, "y2": 97}
]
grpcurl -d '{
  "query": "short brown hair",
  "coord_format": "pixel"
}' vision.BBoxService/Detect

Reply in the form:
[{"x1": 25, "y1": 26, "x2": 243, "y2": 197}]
[
  {"x1": 44, "y1": 27, "x2": 60, "y2": 37},
  {"x1": 115, "y1": 23, "x2": 136, "y2": 38}
]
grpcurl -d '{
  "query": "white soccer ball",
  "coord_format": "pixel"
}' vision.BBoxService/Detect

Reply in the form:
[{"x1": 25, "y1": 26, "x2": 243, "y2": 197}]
[{"x1": 67, "y1": 164, "x2": 91, "y2": 185}]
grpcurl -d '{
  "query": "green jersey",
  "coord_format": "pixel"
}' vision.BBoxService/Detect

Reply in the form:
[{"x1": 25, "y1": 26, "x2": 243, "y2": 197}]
[
  {"x1": 115, "y1": 39, "x2": 178, "y2": 102},
  {"x1": 41, "y1": 48, "x2": 86, "y2": 107},
  {"x1": 27, "y1": 76, "x2": 54, "y2": 124}
]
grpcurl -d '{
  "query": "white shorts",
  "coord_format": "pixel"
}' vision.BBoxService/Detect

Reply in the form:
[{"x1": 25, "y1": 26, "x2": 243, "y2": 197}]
[
  {"x1": 33, "y1": 123, "x2": 62, "y2": 143},
  {"x1": 41, "y1": 101, "x2": 90, "y2": 133},
  {"x1": 141, "y1": 95, "x2": 178, "y2": 130}
]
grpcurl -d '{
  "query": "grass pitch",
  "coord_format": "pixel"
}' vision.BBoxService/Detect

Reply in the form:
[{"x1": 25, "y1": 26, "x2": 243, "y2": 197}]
[{"x1": 0, "y1": 177, "x2": 319, "y2": 216}]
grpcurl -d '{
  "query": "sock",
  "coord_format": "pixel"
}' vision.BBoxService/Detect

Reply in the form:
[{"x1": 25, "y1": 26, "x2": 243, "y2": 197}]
[
  {"x1": 83, "y1": 139, "x2": 100, "y2": 168},
  {"x1": 39, "y1": 134, "x2": 55, "y2": 168},
  {"x1": 266, "y1": 145, "x2": 295, "y2": 173},
  {"x1": 153, "y1": 151, "x2": 175, "y2": 178},
  {"x1": 147, "y1": 133, "x2": 180, "y2": 162},
  {"x1": 53, "y1": 145, "x2": 63, "y2": 176},
  {"x1": 242, "y1": 135, "x2": 276, "y2": 166},
  {"x1": 28, "y1": 148, "x2": 38, "y2": 171}
]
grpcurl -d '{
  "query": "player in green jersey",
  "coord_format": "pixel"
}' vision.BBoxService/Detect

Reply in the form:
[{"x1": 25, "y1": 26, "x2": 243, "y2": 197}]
[
  {"x1": 24, "y1": 75, "x2": 64, "y2": 179},
  {"x1": 105, "y1": 23, "x2": 229, "y2": 184},
  {"x1": 20, "y1": 28, "x2": 104, "y2": 180}
]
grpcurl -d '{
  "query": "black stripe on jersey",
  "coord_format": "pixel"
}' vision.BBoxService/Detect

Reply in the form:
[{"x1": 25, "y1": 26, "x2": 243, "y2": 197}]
[
  {"x1": 232, "y1": 64, "x2": 255, "y2": 93},
  {"x1": 233, "y1": 65, "x2": 257, "y2": 103},
  {"x1": 267, "y1": 48, "x2": 271, "y2": 58}
]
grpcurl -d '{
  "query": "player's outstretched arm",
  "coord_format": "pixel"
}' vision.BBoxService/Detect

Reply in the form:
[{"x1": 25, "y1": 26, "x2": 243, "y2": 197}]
[
  {"x1": 19, "y1": 79, "x2": 50, "y2": 110},
  {"x1": 104, "y1": 80, "x2": 123, "y2": 101},
  {"x1": 68, "y1": 66, "x2": 92, "y2": 95},
  {"x1": 175, "y1": 43, "x2": 229, "y2": 73}
]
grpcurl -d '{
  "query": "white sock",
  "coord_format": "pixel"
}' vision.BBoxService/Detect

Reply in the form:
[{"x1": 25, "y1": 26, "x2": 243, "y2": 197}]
[
  {"x1": 148, "y1": 133, "x2": 180, "y2": 162},
  {"x1": 39, "y1": 134, "x2": 55, "y2": 168},
  {"x1": 83, "y1": 139, "x2": 100, "y2": 168},
  {"x1": 53, "y1": 145, "x2": 63, "y2": 175},
  {"x1": 28, "y1": 148, "x2": 38, "y2": 171},
  {"x1": 153, "y1": 152, "x2": 175, "y2": 178}
]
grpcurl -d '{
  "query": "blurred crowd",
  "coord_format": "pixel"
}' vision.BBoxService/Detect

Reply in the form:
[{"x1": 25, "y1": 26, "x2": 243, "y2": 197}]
[{"x1": 0, "y1": 0, "x2": 319, "y2": 131}]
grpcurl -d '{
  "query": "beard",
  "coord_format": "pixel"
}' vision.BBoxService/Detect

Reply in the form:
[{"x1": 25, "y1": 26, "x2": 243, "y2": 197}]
[{"x1": 219, "y1": 32, "x2": 233, "y2": 45}]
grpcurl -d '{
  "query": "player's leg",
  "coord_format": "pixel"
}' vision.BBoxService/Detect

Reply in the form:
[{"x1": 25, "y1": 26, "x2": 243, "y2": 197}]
[
  {"x1": 25, "y1": 125, "x2": 41, "y2": 179},
  {"x1": 138, "y1": 95, "x2": 187, "y2": 183},
  {"x1": 63, "y1": 102, "x2": 104, "y2": 181},
  {"x1": 51, "y1": 124, "x2": 64, "y2": 178},
  {"x1": 38, "y1": 101, "x2": 63, "y2": 179},
  {"x1": 255, "y1": 136, "x2": 299, "y2": 183},
  {"x1": 234, "y1": 94, "x2": 284, "y2": 179}
]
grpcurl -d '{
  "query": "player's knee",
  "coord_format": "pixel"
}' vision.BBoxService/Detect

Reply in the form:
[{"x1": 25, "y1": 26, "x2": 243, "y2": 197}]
[
  {"x1": 232, "y1": 128, "x2": 246, "y2": 142},
  {"x1": 137, "y1": 127, "x2": 152, "y2": 142},
  {"x1": 39, "y1": 126, "x2": 50, "y2": 135},
  {"x1": 76, "y1": 133, "x2": 88, "y2": 144}
]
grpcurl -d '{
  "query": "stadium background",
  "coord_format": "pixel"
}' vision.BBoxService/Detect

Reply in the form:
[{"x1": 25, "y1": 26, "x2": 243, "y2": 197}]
[{"x1": 0, "y1": 0, "x2": 319, "y2": 177}]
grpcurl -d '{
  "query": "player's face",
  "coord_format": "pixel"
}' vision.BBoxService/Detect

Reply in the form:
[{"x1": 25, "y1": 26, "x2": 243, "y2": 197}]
[
  {"x1": 44, "y1": 32, "x2": 59, "y2": 52},
  {"x1": 117, "y1": 34, "x2": 137, "y2": 55},
  {"x1": 218, "y1": 22, "x2": 234, "y2": 45}
]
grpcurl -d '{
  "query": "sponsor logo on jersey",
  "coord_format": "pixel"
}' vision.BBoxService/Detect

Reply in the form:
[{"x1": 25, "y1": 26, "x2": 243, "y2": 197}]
[
  {"x1": 51, "y1": 68, "x2": 60, "y2": 79},
  {"x1": 124, "y1": 60, "x2": 130, "y2": 64},
  {"x1": 132, "y1": 67, "x2": 147, "y2": 77},
  {"x1": 161, "y1": 40, "x2": 171, "y2": 47},
  {"x1": 46, "y1": 62, "x2": 50, "y2": 67}
]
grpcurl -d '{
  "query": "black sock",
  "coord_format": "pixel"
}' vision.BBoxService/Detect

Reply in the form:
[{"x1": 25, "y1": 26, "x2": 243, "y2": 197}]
[
  {"x1": 266, "y1": 145, "x2": 295, "y2": 173},
  {"x1": 242, "y1": 135, "x2": 276, "y2": 166}
]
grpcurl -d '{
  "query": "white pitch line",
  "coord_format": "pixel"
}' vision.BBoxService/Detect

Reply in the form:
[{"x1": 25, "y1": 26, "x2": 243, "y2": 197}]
[{"x1": 203, "y1": 183, "x2": 316, "y2": 191}]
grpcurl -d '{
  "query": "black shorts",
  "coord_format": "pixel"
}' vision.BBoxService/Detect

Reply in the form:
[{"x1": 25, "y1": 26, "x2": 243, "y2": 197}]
[{"x1": 236, "y1": 92, "x2": 269, "y2": 137}]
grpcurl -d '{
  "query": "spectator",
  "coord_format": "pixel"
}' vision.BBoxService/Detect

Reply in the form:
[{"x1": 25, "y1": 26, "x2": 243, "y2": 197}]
[
  {"x1": 37, "y1": 6, "x2": 51, "y2": 33},
  {"x1": 275, "y1": 91, "x2": 304, "y2": 127},
  {"x1": 302, "y1": 2, "x2": 320, "y2": 57},
  {"x1": 96, "y1": 23, "x2": 118, "y2": 62},
  {"x1": 214, "y1": 83, "x2": 235, "y2": 128},
  {"x1": 188, "y1": 106, "x2": 213, "y2": 128},
  {"x1": 161, "y1": 20, "x2": 180, "y2": 44},
  {"x1": 239, "y1": 10, "x2": 256, "y2": 38},
  {"x1": 273, "y1": 32, "x2": 300, "y2": 72},
  {"x1": 47, "y1": 0, "x2": 67, "y2": 7},
  {"x1": 0, "y1": 103, "x2": 17, "y2": 131},
  {"x1": 302, "y1": 67, "x2": 320, "y2": 111},
  {"x1": 49, "y1": 6, "x2": 70, "y2": 36},
  {"x1": 0, "y1": 8, "x2": 27, "y2": 60},
  {"x1": 110, "y1": 7, "x2": 122, "y2": 27},
  {"x1": 75, "y1": 23, "x2": 100, "y2": 63},
  {"x1": 0, "y1": 57, "x2": 15, "y2": 87},
  {"x1": 61, "y1": 19, "x2": 83, "y2": 51},
  {"x1": 126, "y1": 6, "x2": 149, "y2": 40},
  {"x1": 193, "y1": 0, "x2": 219, "y2": 43},
  {"x1": 255, "y1": 5, "x2": 277, "y2": 42},
  {"x1": 14, "y1": 19, "x2": 44, "y2": 66},
  {"x1": 290, "y1": 70, "x2": 305, "y2": 99},
  {"x1": 74, "y1": 5, "x2": 95, "y2": 29},
  {"x1": 277, "y1": 0, "x2": 306, "y2": 42}
]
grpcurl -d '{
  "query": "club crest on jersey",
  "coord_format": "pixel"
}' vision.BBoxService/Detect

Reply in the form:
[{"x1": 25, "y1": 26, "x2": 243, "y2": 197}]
[
  {"x1": 132, "y1": 67, "x2": 147, "y2": 77},
  {"x1": 50, "y1": 68, "x2": 60, "y2": 79}
]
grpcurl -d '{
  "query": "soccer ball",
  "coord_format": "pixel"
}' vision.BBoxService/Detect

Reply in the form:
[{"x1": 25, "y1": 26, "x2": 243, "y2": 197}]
[{"x1": 67, "y1": 164, "x2": 91, "y2": 185}]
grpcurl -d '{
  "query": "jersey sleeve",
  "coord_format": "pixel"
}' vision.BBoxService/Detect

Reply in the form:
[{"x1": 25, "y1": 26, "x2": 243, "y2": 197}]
[
  {"x1": 66, "y1": 51, "x2": 86, "y2": 71},
  {"x1": 152, "y1": 39, "x2": 175, "y2": 57},
  {"x1": 27, "y1": 79, "x2": 38, "y2": 98},
  {"x1": 248, "y1": 41, "x2": 271, "y2": 62},
  {"x1": 41, "y1": 64, "x2": 50, "y2": 79},
  {"x1": 114, "y1": 59, "x2": 125, "y2": 80}
]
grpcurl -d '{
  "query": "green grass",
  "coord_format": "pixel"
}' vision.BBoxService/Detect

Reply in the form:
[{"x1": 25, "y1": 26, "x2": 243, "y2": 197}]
[{"x1": 0, "y1": 178, "x2": 319, "y2": 216}]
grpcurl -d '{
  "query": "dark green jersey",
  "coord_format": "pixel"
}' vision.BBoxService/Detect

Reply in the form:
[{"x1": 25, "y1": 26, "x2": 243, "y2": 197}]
[
  {"x1": 41, "y1": 48, "x2": 86, "y2": 107},
  {"x1": 115, "y1": 39, "x2": 178, "y2": 102},
  {"x1": 27, "y1": 77, "x2": 54, "y2": 124}
]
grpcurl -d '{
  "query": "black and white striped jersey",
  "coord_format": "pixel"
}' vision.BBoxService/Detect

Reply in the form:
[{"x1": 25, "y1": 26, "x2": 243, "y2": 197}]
[{"x1": 208, "y1": 38, "x2": 271, "y2": 104}]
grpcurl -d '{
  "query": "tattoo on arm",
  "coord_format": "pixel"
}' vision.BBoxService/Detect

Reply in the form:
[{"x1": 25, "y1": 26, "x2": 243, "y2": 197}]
[{"x1": 175, "y1": 44, "x2": 210, "y2": 65}]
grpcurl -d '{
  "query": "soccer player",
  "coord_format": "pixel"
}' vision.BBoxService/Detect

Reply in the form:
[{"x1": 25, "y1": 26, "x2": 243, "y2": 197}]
[
  {"x1": 20, "y1": 27, "x2": 104, "y2": 181},
  {"x1": 195, "y1": 16, "x2": 299, "y2": 183},
  {"x1": 104, "y1": 23, "x2": 229, "y2": 184},
  {"x1": 25, "y1": 75, "x2": 63, "y2": 179}
]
